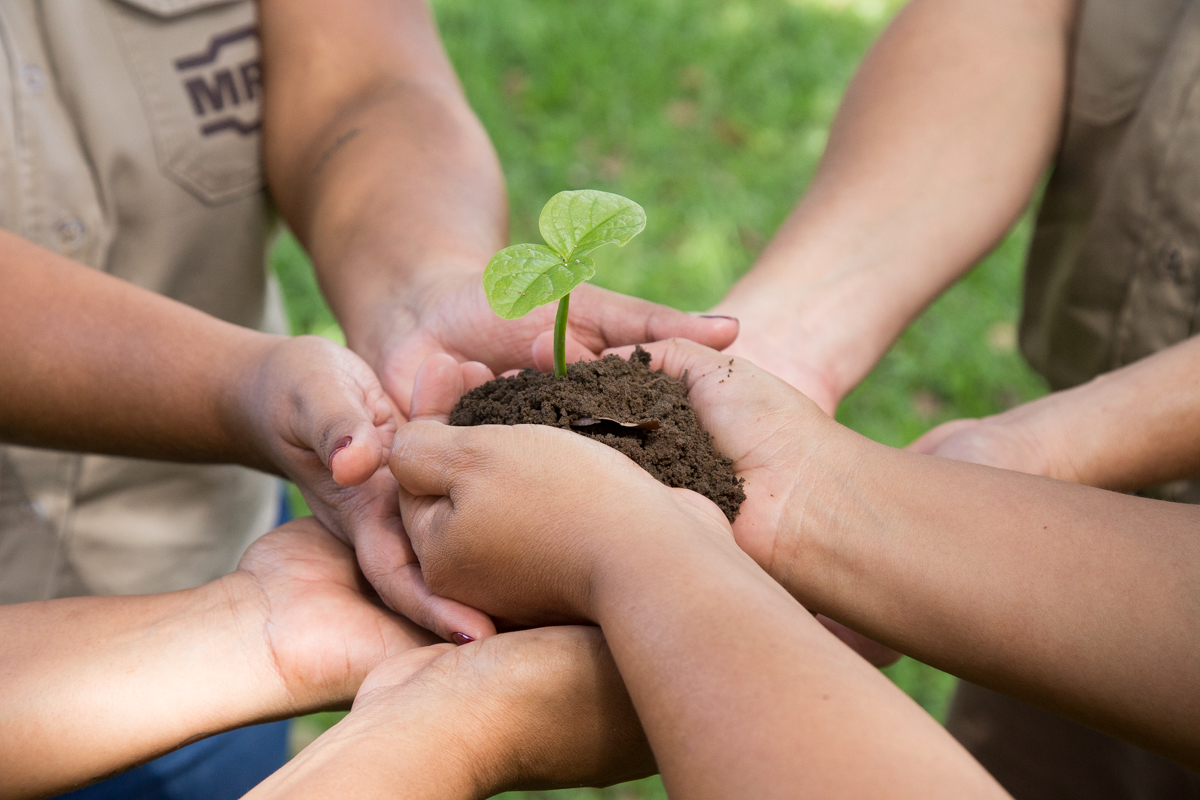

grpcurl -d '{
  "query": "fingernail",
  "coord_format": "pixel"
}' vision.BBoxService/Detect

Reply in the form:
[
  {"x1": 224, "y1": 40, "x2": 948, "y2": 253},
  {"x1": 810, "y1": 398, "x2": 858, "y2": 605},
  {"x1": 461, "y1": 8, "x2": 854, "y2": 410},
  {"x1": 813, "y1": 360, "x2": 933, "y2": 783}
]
[
  {"x1": 451, "y1": 632, "x2": 475, "y2": 645},
  {"x1": 700, "y1": 315, "x2": 738, "y2": 321},
  {"x1": 329, "y1": 436, "x2": 352, "y2": 463}
]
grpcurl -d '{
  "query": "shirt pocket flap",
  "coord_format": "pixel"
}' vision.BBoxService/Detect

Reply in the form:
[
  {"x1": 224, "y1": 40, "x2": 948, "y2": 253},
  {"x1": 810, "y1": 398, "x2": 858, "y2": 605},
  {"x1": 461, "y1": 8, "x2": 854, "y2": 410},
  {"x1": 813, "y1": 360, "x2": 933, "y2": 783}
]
[{"x1": 112, "y1": 0, "x2": 244, "y2": 18}]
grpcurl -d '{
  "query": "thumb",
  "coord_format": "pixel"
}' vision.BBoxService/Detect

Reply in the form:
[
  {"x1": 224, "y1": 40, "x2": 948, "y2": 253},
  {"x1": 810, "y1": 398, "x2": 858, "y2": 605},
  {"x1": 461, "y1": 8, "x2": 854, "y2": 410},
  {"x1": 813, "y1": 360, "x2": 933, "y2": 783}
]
[
  {"x1": 325, "y1": 418, "x2": 389, "y2": 488},
  {"x1": 410, "y1": 354, "x2": 496, "y2": 423},
  {"x1": 302, "y1": 381, "x2": 393, "y2": 487}
]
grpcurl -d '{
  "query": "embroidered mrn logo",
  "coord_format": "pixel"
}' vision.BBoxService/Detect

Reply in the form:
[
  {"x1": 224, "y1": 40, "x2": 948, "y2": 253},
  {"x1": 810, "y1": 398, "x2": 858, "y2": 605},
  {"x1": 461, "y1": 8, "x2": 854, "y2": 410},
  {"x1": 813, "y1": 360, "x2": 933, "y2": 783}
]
[{"x1": 174, "y1": 25, "x2": 261, "y2": 137}]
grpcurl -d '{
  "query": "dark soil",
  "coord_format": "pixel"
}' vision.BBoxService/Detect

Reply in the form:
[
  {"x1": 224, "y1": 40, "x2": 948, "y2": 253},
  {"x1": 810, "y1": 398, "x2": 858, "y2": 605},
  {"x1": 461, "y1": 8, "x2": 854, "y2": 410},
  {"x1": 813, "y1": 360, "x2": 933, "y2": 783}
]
[{"x1": 449, "y1": 347, "x2": 745, "y2": 521}]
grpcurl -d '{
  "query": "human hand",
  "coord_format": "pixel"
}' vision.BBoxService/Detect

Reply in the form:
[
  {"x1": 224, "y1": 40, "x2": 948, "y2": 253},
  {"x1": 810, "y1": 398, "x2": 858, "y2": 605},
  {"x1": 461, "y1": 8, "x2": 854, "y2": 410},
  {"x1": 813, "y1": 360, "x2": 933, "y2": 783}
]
[
  {"x1": 361, "y1": 626, "x2": 653, "y2": 792},
  {"x1": 230, "y1": 334, "x2": 496, "y2": 643},
  {"x1": 355, "y1": 270, "x2": 740, "y2": 419},
  {"x1": 391, "y1": 357, "x2": 733, "y2": 625},
  {"x1": 907, "y1": 409, "x2": 1066, "y2": 480},
  {"x1": 601, "y1": 338, "x2": 901, "y2": 666},
  {"x1": 227, "y1": 517, "x2": 439, "y2": 712},
  {"x1": 702, "y1": 316, "x2": 841, "y2": 416},
  {"x1": 252, "y1": 626, "x2": 653, "y2": 799}
]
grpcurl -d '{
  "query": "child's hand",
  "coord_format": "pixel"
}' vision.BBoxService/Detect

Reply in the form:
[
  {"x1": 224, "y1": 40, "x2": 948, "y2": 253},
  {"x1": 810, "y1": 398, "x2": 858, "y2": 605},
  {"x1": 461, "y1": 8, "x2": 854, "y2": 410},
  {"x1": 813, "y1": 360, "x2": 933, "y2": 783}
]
[
  {"x1": 398, "y1": 347, "x2": 897, "y2": 664},
  {"x1": 601, "y1": 338, "x2": 837, "y2": 574},
  {"x1": 252, "y1": 625, "x2": 652, "y2": 798},
  {"x1": 230, "y1": 335, "x2": 495, "y2": 644},
  {"x1": 391, "y1": 354, "x2": 732, "y2": 625},
  {"x1": 604, "y1": 339, "x2": 901, "y2": 666},
  {"x1": 392, "y1": 420, "x2": 730, "y2": 625},
  {"x1": 367, "y1": 626, "x2": 654, "y2": 792},
  {"x1": 228, "y1": 517, "x2": 438, "y2": 712}
]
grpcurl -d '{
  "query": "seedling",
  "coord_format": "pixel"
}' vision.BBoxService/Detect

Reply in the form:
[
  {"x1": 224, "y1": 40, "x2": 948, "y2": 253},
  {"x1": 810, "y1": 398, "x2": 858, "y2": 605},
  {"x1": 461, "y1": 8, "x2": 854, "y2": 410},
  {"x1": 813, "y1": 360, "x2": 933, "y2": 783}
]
[{"x1": 483, "y1": 190, "x2": 646, "y2": 376}]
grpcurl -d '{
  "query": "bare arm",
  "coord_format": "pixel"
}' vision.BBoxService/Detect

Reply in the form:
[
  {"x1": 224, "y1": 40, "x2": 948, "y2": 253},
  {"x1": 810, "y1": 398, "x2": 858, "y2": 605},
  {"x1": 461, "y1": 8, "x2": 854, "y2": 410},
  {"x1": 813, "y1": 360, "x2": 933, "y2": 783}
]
[
  {"x1": 259, "y1": 0, "x2": 506, "y2": 353},
  {"x1": 910, "y1": 333, "x2": 1200, "y2": 492},
  {"x1": 635, "y1": 338, "x2": 1200, "y2": 768},
  {"x1": 388, "y1": 388, "x2": 1010, "y2": 800},
  {"x1": 0, "y1": 229, "x2": 274, "y2": 468},
  {"x1": 0, "y1": 521, "x2": 431, "y2": 800},
  {"x1": 0, "y1": 229, "x2": 500, "y2": 641},
  {"x1": 250, "y1": 627, "x2": 653, "y2": 800},
  {"x1": 0, "y1": 228, "x2": 396, "y2": 483},
  {"x1": 715, "y1": 0, "x2": 1076, "y2": 412},
  {"x1": 258, "y1": 0, "x2": 739, "y2": 419}
]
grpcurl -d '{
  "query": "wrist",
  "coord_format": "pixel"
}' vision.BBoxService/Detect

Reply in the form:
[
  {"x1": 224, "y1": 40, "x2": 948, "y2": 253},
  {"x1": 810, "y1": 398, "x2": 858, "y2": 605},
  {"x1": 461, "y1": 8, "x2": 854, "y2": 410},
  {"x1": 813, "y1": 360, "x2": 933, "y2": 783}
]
[
  {"x1": 215, "y1": 331, "x2": 293, "y2": 475},
  {"x1": 203, "y1": 572, "x2": 304, "y2": 719},
  {"x1": 588, "y1": 501, "x2": 744, "y2": 623},
  {"x1": 260, "y1": 685, "x2": 492, "y2": 800},
  {"x1": 325, "y1": 254, "x2": 483, "y2": 368},
  {"x1": 763, "y1": 426, "x2": 881, "y2": 610},
  {"x1": 983, "y1": 394, "x2": 1082, "y2": 483},
  {"x1": 716, "y1": 261, "x2": 892, "y2": 405}
]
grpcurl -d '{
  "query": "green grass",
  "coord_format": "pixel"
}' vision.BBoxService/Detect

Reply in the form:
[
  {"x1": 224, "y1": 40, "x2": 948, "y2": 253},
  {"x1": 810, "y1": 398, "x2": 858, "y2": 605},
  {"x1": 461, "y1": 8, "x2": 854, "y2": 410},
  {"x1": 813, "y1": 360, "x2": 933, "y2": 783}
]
[{"x1": 272, "y1": 0, "x2": 1048, "y2": 795}]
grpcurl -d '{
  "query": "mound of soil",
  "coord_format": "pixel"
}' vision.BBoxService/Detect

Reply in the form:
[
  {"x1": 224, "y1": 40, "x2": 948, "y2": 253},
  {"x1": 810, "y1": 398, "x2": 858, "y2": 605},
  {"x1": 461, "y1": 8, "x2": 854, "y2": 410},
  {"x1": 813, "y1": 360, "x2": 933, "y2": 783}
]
[{"x1": 449, "y1": 347, "x2": 745, "y2": 522}]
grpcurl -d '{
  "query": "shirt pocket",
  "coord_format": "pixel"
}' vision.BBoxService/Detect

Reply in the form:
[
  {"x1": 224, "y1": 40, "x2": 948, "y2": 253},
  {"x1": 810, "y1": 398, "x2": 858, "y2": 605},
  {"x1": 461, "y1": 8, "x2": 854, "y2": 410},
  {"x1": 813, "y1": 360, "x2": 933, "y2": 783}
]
[{"x1": 106, "y1": 0, "x2": 262, "y2": 205}]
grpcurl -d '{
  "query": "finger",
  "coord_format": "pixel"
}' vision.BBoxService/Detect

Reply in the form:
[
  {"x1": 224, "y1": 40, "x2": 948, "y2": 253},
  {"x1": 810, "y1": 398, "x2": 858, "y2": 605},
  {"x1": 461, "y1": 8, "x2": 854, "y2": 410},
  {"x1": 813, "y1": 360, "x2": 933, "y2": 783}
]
[
  {"x1": 568, "y1": 283, "x2": 740, "y2": 352},
  {"x1": 531, "y1": 329, "x2": 602, "y2": 373},
  {"x1": 356, "y1": 523, "x2": 497, "y2": 643},
  {"x1": 307, "y1": 396, "x2": 389, "y2": 488},
  {"x1": 410, "y1": 353, "x2": 466, "y2": 423},
  {"x1": 461, "y1": 361, "x2": 495, "y2": 392},
  {"x1": 604, "y1": 337, "x2": 736, "y2": 389},
  {"x1": 388, "y1": 420, "x2": 471, "y2": 497}
]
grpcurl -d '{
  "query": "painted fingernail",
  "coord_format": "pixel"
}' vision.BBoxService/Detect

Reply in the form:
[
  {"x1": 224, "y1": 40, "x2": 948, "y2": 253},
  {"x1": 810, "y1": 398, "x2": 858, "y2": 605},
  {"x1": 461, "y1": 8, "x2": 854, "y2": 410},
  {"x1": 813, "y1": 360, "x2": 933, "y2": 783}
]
[
  {"x1": 700, "y1": 315, "x2": 738, "y2": 321},
  {"x1": 451, "y1": 632, "x2": 475, "y2": 645},
  {"x1": 329, "y1": 436, "x2": 352, "y2": 463}
]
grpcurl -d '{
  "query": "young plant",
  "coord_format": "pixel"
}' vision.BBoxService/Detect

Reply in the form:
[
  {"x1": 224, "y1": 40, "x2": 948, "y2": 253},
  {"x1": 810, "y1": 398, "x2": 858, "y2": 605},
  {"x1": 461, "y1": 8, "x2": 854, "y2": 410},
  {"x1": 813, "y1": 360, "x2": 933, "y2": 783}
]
[{"x1": 483, "y1": 190, "x2": 646, "y2": 376}]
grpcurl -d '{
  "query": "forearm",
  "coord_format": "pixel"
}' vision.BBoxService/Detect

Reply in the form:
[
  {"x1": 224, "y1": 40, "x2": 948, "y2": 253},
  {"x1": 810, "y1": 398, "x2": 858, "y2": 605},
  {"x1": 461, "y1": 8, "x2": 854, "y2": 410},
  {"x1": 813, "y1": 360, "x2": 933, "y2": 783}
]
[
  {"x1": 783, "y1": 433, "x2": 1200, "y2": 765},
  {"x1": 718, "y1": 0, "x2": 1075, "y2": 399},
  {"x1": 0, "y1": 230, "x2": 277, "y2": 470},
  {"x1": 591, "y1": 517, "x2": 1004, "y2": 799},
  {"x1": 0, "y1": 575, "x2": 290, "y2": 799},
  {"x1": 248, "y1": 688, "x2": 484, "y2": 800},
  {"x1": 985, "y1": 334, "x2": 1200, "y2": 490},
  {"x1": 260, "y1": 0, "x2": 507, "y2": 361}
]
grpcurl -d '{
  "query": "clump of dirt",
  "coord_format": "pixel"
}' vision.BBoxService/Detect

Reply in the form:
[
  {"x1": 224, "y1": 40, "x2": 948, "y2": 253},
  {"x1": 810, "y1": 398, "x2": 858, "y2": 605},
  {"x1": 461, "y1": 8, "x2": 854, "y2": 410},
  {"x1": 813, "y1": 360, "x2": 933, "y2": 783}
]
[{"x1": 449, "y1": 347, "x2": 745, "y2": 522}]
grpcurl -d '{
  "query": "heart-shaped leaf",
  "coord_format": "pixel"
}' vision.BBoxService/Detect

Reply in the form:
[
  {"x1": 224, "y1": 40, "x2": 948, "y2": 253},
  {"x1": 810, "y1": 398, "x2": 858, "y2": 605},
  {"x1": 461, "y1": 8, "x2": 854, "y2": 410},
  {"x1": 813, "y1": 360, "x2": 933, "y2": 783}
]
[
  {"x1": 539, "y1": 190, "x2": 646, "y2": 260},
  {"x1": 483, "y1": 244, "x2": 596, "y2": 320}
]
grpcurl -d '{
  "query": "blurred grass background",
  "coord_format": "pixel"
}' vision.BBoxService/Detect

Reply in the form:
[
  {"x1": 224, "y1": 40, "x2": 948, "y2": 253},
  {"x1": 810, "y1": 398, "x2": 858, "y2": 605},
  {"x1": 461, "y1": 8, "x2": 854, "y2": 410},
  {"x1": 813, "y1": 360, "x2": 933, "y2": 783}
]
[{"x1": 274, "y1": 0, "x2": 1048, "y2": 794}]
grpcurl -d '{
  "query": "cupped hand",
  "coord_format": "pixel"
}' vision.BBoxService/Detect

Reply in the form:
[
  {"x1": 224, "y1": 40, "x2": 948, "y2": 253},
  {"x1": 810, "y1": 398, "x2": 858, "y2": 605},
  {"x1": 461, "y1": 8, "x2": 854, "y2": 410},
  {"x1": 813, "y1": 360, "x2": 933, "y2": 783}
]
[
  {"x1": 232, "y1": 334, "x2": 495, "y2": 644},
  {"x1": 230, "y1": 517, "x2": 439, "y2": 712},
  {"x1": 390, "y1": 356, "x2": 732, "y2": 625},
  {"x1": 358, "y1": 271, "x2": 740, "y2": 419},
  {"x1": 602, "y1": 338, "x2": 836, "y2": 571},
  {"x1": 604, "y1": 338, "x2": 902, "y2": 667},
  {"x1": 354, "y1": 626, "x2": 655, "y2": 793}
]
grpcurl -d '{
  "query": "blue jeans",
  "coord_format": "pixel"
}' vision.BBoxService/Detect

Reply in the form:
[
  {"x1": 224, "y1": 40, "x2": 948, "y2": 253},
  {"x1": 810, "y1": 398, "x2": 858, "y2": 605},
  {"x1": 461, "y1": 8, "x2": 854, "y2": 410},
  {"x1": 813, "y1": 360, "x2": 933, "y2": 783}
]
[
  {"x1": 56, "y1": 486, "x2": 296, "y2": 800},
  {"x1": 55, "y1": 721, "x2": 290, "y2": 800}
]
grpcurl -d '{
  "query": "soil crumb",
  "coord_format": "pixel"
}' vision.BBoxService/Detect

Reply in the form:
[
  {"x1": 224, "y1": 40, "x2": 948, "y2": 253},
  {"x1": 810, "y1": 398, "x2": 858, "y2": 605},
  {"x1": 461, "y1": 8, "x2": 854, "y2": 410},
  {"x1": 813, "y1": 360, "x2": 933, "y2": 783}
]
[{"x1": 450, "y1": 347, "x2": 745, "y2": 521}]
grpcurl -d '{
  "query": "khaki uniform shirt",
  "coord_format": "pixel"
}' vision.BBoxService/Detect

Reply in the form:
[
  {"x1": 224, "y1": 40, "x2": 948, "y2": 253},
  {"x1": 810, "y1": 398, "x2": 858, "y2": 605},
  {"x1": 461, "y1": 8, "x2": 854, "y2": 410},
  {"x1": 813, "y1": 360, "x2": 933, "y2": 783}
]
[
  {"x1": 1022, "y1": 0, "x2": 1200, "y2": 503},
  {"x1": 0, "y1": 0, "x2": 284, "y2": 603}
]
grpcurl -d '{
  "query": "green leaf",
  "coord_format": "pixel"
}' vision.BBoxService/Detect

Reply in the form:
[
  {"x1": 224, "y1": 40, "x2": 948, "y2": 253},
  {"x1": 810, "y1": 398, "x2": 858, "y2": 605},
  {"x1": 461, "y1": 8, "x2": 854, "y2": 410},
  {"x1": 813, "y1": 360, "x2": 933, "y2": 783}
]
[
  {"x1": 539, "y1": 190, "x2": 646, "y2": 260},
  {"x1": 483, "y1": 244, "x2": 596, "y2": 320}
]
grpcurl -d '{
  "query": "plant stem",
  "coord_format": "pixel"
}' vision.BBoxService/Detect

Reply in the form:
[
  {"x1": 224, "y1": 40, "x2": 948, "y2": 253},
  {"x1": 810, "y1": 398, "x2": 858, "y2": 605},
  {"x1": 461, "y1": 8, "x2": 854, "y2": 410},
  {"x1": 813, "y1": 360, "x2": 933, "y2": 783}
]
[{"x1": 553, "y1": 293, "x2": 570, "y2": 377}]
